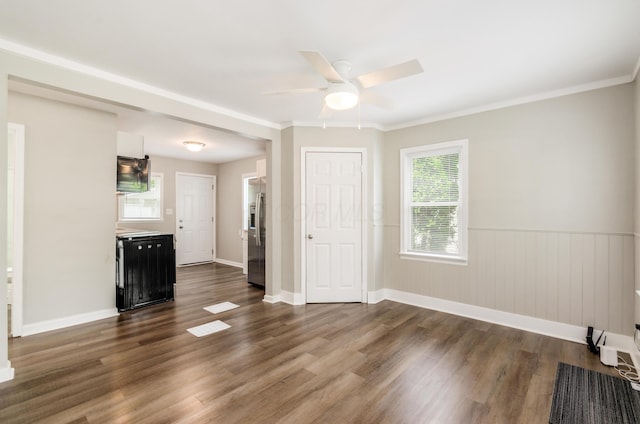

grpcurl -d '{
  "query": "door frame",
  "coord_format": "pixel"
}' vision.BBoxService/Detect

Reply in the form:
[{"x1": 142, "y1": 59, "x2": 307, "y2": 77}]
[
  {"x1": 242, "y1": 172, "x2": 257, "y2": 274},
  {"x1": 175, "y1": 172, "x2": 216, "y2": 266},
  {"x1": 8, "y1": 123, "x2": 25, "y2": 337},
  {"x1": 300, "y1": 147, "x2": 368, "y2": 304}
]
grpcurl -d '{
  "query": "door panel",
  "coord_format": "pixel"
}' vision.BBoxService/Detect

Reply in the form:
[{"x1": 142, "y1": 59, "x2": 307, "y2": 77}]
[
  {"x1": 306, "y1": 152, "x2": 362, "y2": 303},
  {"x1": 176, "y1": 174, "x2": 215, "y2": 265}
]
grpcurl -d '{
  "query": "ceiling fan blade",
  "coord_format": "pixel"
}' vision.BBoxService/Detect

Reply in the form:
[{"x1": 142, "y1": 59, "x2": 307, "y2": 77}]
[
  {"x1": 355, "y1": 59, "x2": 423, "y2": 89},
  {"x1": 318, "y1": 103, "x2": 334, "y2": 120},
  {"x1": 262, "y1": 87, "x2": 325, "y2": 95},
  {"x1": 299, "y1": 51, "x2": 344, "y2": 83}
]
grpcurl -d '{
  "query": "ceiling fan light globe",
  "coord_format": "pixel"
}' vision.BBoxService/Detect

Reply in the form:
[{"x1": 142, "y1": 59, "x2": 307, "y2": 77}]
[{"x1": 324, "y1": 83, "x2": 359, "y2": 110}]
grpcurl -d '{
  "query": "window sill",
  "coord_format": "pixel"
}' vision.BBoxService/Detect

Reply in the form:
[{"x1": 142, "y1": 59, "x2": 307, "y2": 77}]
[
  {"x1": 399, "y1": 252, "x2": 468, "y2": 266},
  {"x1": 118, "y1": 218, "x2": 163, "y2": 222}
]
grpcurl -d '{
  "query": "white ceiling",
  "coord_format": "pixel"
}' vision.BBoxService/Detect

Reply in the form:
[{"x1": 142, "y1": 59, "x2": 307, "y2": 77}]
[{"x1": 1, "y1": 1, "x2": 639, "y2": 161}]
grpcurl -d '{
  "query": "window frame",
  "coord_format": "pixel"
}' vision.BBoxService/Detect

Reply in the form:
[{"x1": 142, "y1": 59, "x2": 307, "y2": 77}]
[
  {"x1": 399, "y1": 139, "x2": 468, "y2": 264},
  {"x1": 118, "y1": 172, "x2": 164, "y2": 222}
]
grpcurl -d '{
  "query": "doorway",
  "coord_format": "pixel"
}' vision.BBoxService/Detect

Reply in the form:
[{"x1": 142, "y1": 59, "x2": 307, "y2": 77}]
[
  {"x1": 302, "y1": 149, "x2": 366, "y2": 303},
  {"x1": 242, "y1": 172, "x2": 257, "y2": 274},
  {"x1": 175, "y1": 173, "x2": 216, "y2": 266},
  {"x1": 7, "y1": 123, "x2": 24, "y2": 337}
]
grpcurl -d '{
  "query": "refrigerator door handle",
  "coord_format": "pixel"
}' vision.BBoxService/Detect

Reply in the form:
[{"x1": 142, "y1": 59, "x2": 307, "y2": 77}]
[{"x1": 255, "y1": 192, "x2": 262, "y2": 247}]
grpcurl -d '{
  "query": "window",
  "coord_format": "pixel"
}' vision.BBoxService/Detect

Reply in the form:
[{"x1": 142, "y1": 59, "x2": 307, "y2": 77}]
[
  {"x1": 118, "y1": 173, "x2": 163, "y2": 221},
  {"x1": 400, "y1": 140, "x2": 468, "y2": 263}
]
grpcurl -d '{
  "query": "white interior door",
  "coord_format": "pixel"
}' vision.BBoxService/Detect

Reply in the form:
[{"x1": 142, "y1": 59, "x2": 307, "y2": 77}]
[
  {"x1": 176, "y1": 173, "x2": 215, "y2": 266},
  {"x1": 305, "y1": 151, "x2": 363, "y2": 303}
]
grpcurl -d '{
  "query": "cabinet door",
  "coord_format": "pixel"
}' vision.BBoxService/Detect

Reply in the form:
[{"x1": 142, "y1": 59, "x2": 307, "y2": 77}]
[
  {"x1": 132, "y1": 236, "x2": 175, "y2": 308},
  {"x1": 130, "y1": 239, "x2": 154, "y2": 307},
  {"x1": 153, "y1": 236, "x2": 175, "y2": 300}
]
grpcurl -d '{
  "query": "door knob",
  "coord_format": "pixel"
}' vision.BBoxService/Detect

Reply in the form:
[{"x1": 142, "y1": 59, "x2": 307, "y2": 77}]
[
  {"x1": 307, "y1": 234, "x2": 313, "y2": 239},
  {"x1": 179, "y1": 226, "x2": 184, "y2": 229}
]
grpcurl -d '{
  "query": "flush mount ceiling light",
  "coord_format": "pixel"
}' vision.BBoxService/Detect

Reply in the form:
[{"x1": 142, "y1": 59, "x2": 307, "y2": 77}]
[
  {"x1": 183, "y1": 141, "x2": 205, "y2": 152},
  {"x1": 324, "y1": 81, "x2": 359, "y2": 110}
]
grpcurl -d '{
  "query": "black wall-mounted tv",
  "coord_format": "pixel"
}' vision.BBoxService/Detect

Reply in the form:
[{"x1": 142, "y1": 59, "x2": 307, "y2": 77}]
[{"x1": 117, "y1": 155, "x2": 150, "y2": 193}]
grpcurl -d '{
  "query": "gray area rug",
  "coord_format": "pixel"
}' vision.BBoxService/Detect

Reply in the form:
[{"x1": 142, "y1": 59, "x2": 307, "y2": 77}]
[{"x1": 549, "y1": 362, "x2": 640, "y2": 423}]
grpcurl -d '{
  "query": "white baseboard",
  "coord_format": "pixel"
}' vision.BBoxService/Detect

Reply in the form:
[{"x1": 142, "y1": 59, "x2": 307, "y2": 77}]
[
  {"x1": 280, "y1": 290, "x2": 305, "y2": 305},
  {"x1": 214, "y1": 258, "x2": 243, "y2": 268},
  {"x1": 0, "y1": 361, "x2": 14, "y2": 383},
  {"x1": 384, "y1": 288, "x2": 638, "y2": 367},
  {"x1": 22, "y1": 308, "x2": 119, "y2": 337},
  {"x1": 367, "y1": 290, "x2": 385, "y2": 304},
  {"x1": 263, "y1": 294, "x2": 281, "y2": 304}
]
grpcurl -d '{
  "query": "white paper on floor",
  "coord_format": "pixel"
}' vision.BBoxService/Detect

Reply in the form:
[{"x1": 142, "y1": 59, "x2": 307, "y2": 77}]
[
  {"x1": 187, "y1": 320, "x2": 230, "y2": 337},
  {"x1": 203, "y1": 301, "x2": 239, "y2": 314}
]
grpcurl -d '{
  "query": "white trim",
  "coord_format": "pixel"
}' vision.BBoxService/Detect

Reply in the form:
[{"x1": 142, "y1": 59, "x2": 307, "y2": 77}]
[
  {"x1": 383, "y1": 288, "x2": 639, "y2": 369},
  {"x1": 242, "y1": 172, "x2": 257, "y2": 275},
  {"x1": 279, "y1": 290, "x2": 305, "y2": 306},
  {"x1": 398, "y1": 252, "x2": 468, "y2": 266},
  {"x1": 0, "y1": 361, "x2": 14, "y2": 383},
  {"x1": 262, "y1": 294, "x2": 282, "y2": 304},
  {"x1": 300, "y1": 147, "x2": 368, "y2": 304},
  {"x1": 400, "y1": 139, "x2": 468, "y2": 263},
  {"x1": 367, "y1": 290, "x2": 386, "y2": 304},
  {"x1": 21, "y1": 308, "x2": 119, "y2": 337},
  {"x1": 632, "y1": 55, "x2": 640, "y2": 81},
  {"x1": 283, "y1": 121, "x2": 384, "y2": 132},
  {"x1": 474, "y1": 227, "x2": 634, "y2": 237},
  {"x1": 214, "y1": 258, "x2": 243, "y2": 268},
  {"x1": 386, "y1": 75, "x2": 633, "y2": 131},
  {"x1": 8, "y1": 122, "x2": 25, "y2": 337},
  {"x1": 242, "y1": 172, "x2": 257, "y2": 231},
  {"x1": 0, "y1": 38, "x2": 280, "y2": 130}
]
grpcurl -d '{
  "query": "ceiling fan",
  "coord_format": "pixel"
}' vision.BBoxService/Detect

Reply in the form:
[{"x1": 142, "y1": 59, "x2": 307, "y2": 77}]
[{"x1": 266, "y1": 51, "x2": 424, "y2": 111}]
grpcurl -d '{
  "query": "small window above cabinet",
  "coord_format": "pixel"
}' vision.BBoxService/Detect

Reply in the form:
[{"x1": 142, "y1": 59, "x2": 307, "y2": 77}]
[{"x1": 118, "y1": 173, "x2": 164, "y2": 221}]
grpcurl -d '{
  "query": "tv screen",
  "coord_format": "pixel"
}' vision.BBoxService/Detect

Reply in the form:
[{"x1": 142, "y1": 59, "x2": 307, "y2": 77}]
[{"x1": 117, "y1": 155, "x2": 150, "y2": 193}]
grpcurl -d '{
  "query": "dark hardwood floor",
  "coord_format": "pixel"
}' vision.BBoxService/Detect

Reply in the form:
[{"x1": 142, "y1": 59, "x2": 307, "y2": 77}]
[{"x1": 0, "y1": 263, "x2": 622, "y2": 423}]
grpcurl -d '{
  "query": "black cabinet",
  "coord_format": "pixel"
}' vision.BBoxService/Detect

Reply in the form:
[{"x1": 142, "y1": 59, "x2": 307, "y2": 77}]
[{"x1": 116, "y1": 234, "x2": 175, "y2": 312}]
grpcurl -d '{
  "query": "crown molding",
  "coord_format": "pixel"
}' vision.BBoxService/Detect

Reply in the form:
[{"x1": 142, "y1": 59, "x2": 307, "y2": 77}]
[
  {"x1": 0, "y1": 38, "x2": 281, "y2": 130},
  {"x1": 385, "y1": 75, "x2": 634, "y2": 132},
  {"x1": 282, "y1": 120, "x2": 384, "y2": 131}
]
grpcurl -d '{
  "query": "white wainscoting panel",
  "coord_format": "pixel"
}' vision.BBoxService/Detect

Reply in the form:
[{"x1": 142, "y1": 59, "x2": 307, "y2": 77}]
[{"x1": 386, "y1": 227, "x2": 635, "y2": 335}]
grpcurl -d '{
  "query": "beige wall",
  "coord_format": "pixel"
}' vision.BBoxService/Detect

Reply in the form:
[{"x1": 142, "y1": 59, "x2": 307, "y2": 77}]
[
  {"x1": 9, "y1": 91, "x2": 118, "y2": 325},
  {"x1": 216, "y1": 154, "x2": 265, "y2": 264},
  {"x1": 119, "y1": 155, "x2": 217, "y2": 236},
  {"x1": 384, "y1": 84, "x2": 636, "y2": 335}
]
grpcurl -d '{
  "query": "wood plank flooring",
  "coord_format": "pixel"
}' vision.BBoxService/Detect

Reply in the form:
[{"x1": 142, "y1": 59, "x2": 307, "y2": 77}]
[{"x1": 0, "y1": 263, "x2": 623, "y2": 423}]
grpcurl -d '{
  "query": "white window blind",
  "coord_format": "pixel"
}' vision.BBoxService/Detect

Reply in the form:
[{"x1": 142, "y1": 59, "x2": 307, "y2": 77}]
[{"x1": 401, "y1": 140, "x2": 468, "y2": 263}]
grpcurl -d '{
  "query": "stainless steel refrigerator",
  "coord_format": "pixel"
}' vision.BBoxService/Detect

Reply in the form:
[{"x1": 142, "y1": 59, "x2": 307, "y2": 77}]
[{"x1": 248, "y1": 176, "x2": 266, "y2": 287}]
